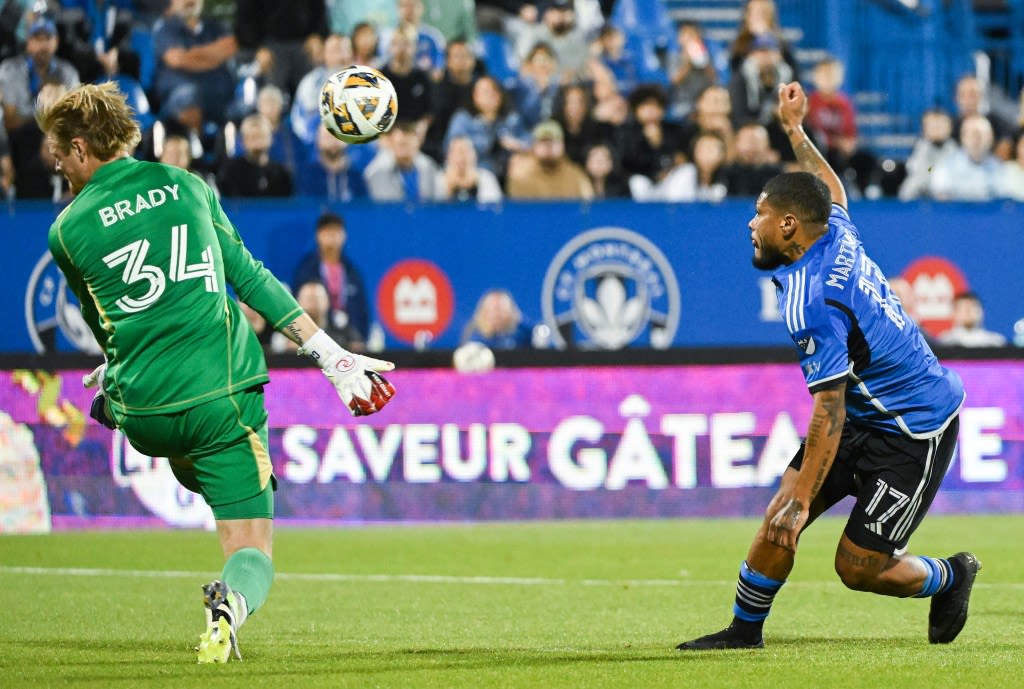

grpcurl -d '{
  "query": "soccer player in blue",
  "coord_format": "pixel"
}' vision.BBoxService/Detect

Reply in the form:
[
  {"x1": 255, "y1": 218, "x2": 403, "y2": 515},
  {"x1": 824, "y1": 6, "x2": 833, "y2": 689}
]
[{"x1": 677, "y1": 82, "x2": 980, "y2": 651}]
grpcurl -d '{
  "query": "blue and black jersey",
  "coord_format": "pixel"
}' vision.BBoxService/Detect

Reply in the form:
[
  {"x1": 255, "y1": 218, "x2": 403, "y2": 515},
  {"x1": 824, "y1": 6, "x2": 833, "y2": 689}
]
[{"x1": 772, "y1": 204, "x2": 964, "y2": 438}]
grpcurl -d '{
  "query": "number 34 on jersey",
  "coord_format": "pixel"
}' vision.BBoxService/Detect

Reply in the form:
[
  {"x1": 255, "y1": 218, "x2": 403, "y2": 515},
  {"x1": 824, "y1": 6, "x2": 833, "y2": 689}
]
[{"x1": 102, "y1": 224, "x2": 218, "y2": 313}]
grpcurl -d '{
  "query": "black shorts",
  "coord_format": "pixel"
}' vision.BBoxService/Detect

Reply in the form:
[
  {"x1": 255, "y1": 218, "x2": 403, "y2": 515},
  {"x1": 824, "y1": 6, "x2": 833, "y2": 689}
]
[{"x1": 788, "y1": 416, "x2": 959, "y2": 555}]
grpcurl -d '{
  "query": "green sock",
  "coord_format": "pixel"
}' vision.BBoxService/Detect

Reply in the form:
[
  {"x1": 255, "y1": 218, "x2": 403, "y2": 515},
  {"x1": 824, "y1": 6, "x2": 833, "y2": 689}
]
[{"x1": 221, "y1": 547, "x2": 274, "y2": 616}]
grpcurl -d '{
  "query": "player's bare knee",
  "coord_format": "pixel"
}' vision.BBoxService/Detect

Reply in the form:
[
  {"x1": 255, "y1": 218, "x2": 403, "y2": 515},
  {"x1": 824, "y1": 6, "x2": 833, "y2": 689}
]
[{"x1": 834, "y1": 557, "x2": 878, "y2": 591}]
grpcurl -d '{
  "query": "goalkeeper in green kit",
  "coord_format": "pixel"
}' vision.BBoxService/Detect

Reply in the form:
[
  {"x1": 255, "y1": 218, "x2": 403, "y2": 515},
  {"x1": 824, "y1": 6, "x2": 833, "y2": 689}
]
[{"x1": 39, "y1": 82, "x2": 397, "y2": 664}]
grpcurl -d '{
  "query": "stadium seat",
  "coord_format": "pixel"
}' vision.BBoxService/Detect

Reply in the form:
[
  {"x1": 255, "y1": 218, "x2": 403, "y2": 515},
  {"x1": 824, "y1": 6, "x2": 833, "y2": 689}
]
[{"x1": 130, "y1": 27, "x2": 156, "y2": 92}]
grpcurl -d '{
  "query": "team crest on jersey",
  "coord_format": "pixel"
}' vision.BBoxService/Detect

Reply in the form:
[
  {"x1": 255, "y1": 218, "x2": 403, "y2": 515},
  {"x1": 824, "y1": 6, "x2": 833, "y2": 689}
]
[
  {"x1": 541, "y1": 228, "x2": 680, "y2": 349},
  {"x1": 797, "y1": 334, "x2": 816, "y2": 354},
  {"x1": 24, "y1": 252, "x2": 102, "y2": 354}
]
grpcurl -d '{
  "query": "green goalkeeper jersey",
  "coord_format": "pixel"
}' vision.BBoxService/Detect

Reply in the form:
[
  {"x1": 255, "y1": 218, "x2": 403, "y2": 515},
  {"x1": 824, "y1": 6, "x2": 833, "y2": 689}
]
[{"x1": 48, "y1": 157, "x2": 303, "y2": 416}]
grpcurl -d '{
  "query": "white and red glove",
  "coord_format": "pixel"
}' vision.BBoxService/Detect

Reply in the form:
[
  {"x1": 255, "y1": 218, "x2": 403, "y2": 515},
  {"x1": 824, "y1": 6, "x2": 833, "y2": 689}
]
[{"x1": 299, "y1": 330, "x2": 396, "y2": 416}]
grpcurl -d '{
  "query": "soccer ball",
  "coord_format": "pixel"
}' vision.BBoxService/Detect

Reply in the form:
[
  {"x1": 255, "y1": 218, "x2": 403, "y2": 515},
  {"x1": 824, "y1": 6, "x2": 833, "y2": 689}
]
[
  {"x1": 452, "y1": 342, "x2": 496, "y2": 374},
  {"x1": 319, "y1": 65, "x2": 398, "y2": 144}
]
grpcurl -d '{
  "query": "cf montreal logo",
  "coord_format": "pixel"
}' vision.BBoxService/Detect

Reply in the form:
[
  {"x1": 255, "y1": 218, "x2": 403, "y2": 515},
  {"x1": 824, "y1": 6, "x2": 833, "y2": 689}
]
[
  {"x1": 25, "y1": 252, "x2": 102, "y2": 354},
  {"x1": 541, "y1": 228, "x2": 680, "y2": 349}
]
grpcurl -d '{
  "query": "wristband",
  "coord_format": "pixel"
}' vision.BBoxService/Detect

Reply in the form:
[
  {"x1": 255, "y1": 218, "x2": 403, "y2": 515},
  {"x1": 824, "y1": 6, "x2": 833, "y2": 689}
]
[{"x1": 298, "y1": 329, "x2": 345, "y2": 368}]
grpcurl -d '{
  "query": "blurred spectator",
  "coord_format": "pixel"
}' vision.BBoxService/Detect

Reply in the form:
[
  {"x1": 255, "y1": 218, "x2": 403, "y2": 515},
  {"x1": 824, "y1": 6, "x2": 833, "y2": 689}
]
[
  {"x1": 728, "y1": 32, "x2": 792, "y2": 130},
  {"x1": 667, "y1": 20, "x2": 721, "y2": 121},
  {"x1": 380, "y1": 0, "x2": 446, "y2": 78},
  {"x1": 691, "y1": 130, "x2": 728, "y2": 202},
  {"x1": 217, "y1": 113, "x2": 293, "y2": 197},
  {"x1": 728, "y1": 0, "x2": 798, "y2": 77},
  {"x1": 590, "y1": 62, "x2": 629, "y2": 127},
  {"x1": 898, "y1": 108, "x2": 957, "y2": 201},
  {"x1": 808, "y1": 55, "x2": 878, "y2": 198},
  {"x1": 350, "y1": 21, "x2": 382, "y2": 69},
  {"x1": 808, "y1": 57, "x2": 854, "y2": 150},
  {"x1": 141, "y1": 84, "x2": 223, "y2": 175},
  {"x1": 475, "y1": 0, "x2": 531, "y2": 33},
  {"x1": 296, "y1": 122, "x2": 371, "y2": 200},
  {"x1": 15, "y1": 130, "x2": 69, "y2": 202},
  {"x1": 512, "y1": 40, "x2": 561, "y2": 129},
  {"x1": 584, "y1": 141, "x2": 630, "y2": 199},
  {"x1": 15, "y1": 84, "x2": 72, "y2": 202},
  {"x1": 238, "y1": 301, "x2": 274, "y2": 352},
  {"x1": 49, "y1": 0, "x2": 137, "y2": 87},
  {"x1": 510, "y1": 0, "x2": 588, "y2": 80},
  {"x1": 159, "y1": 133, "x2": 193, "y2": 169},
  {"x1": 0, "y1": 126, "x2": 11, "y2": 199},
  {"x1": 444, "y1": 74, "x2": 528, "y2": 178},
  {"x1": 938, "y1": 292, "x2": 1007, "y2": 347},
  {"x1": 929, "y1": 114, "x2": 1005, "y2": 201},
  {"x1": 158, "y1": 131, "x2": 218, "y2": 192},
  {"x1": 721, "y1": 122, "x2": 782, "y2": 197},
  {"x1": 437, "y1": 135, "x2": 503, "y2": 202},
  {"x1": 327, "y1": 0, "x2": 397, "y2": 37},
  {"x1": 270, "y1": 281, "x2": 349, "y2": 353},
  {"x1": 506, "y1": 119, "x2": 593, "y2": 199},
  {"x1": 235, "y1": 0, "x2": 328, "y2": 96},
  {"x1": 953, "y1": 75, "x2": 1013, "y2": 161},
  {"x1": 229, "y1": 45, "x2": 274, "y2": 119},
  {"x1": 153, "y1": 0, "x2": 237, "y2": 123},
  {"x1": 364, "y1": 120, "x2": 445, "y2": 201},
  {"x1": 679, "y1": 83, "x2": 735, "y2": 157},
  {"x1": 422, "y1": 38, "x2": 482, "y2": 162},
  {"x1": 462, "y1": 288, "x2": 534, "y2": 349},
  {"x1": 421, "y1": 0, "x2": 477, "y2": 44},
  {"x1": 96, "y1": 47, "x2": 155, "y2": 131},
  {"x1": 380, "y1": 25, "x2": 434, "y2": 130},
  {"x1": 594, "y1": 23, "x2": 648, "y2": 96},
  {"x1": 253, "y1": 84, "x2": 299, "y2": 173},
  {"x1": 1002, "y1": 131, "x2": 1024, "y2": 201},
  {"x1": 0, "y1": 17, "x2": 78, "y2": 133},
  {"x1": 553, "y1": 83, "x2": 614, "y2": 166},
  {"x1": 292, "y1": 211, "x2": 370, "y2": 350},
  {"x1": 618, "y1": 84, "x2": 693, "y2": 201},
  {"x1": 291, "y1": 33, "x2": 352, "y2": 146}
]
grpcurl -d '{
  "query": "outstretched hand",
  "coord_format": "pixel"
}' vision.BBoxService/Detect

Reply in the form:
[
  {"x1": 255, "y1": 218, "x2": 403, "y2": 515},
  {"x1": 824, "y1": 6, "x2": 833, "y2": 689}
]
[{"x1": 777, "y1": 81, "x2": 808, "y2": 130}]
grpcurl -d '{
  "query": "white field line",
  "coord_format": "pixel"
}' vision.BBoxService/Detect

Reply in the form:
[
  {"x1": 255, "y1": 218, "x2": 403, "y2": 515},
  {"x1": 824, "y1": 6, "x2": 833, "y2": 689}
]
[{"x1": 0, "y1": 565, "x2": 1021, "y2": 590}]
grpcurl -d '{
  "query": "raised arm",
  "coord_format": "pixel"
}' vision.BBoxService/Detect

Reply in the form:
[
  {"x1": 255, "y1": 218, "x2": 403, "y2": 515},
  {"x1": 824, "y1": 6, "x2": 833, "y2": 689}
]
[{"x1": 777, "y1": 82, "x2": 848, "y2": 209}]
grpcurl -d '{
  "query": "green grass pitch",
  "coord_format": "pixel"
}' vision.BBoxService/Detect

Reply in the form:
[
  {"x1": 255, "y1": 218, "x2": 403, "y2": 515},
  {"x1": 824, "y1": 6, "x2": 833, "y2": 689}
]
[{"x1": 1, "y1": 515, "x2": 1021, "y2": 688}]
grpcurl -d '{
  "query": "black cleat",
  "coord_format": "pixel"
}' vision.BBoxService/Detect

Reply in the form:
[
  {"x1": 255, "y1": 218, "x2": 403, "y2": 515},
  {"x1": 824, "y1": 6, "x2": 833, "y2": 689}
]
[
  {"x1": 676, "y1": 624, "x2": 765, "y2": 651},
  {"x1": 928, "y1": 552, "x2": 981, "y2": 644}
]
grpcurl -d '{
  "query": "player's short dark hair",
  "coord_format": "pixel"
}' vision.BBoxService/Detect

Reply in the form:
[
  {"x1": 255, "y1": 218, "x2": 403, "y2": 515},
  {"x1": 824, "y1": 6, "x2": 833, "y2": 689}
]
[
  {"x1": 761, "y1": 172, "x2": 832, "y2": 224},
  {"x1": 316, "y1": 212, "x2": 345, "y2": 231}
]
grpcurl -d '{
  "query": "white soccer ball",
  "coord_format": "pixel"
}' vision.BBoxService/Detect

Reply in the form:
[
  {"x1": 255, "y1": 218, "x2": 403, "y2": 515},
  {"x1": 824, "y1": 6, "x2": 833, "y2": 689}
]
[
  {"x1": 452, "y1": 342, "x2": 496, "y2": 374},
  {"x1": 319, "y1": 65, "x2": 398, "y2": 144}
]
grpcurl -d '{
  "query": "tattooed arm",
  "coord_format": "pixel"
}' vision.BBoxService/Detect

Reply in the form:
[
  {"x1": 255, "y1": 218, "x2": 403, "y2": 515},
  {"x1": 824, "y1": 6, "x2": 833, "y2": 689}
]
[
  {"x1": 279, "y1": 313, "x2": 323, "y2": 347},
  {"x1": 777, "y1": 81, "x2": 849, "y2": 210},
  {"x1": 766, "y1": 384, "x2": 847, "y2": 551}
]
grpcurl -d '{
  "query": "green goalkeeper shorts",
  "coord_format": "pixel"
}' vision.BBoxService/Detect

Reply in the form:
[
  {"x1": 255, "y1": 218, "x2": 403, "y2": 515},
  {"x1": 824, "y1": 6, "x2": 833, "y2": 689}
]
[{"x1": 117, "y1": 387, "x2": 276, "y2": 520}]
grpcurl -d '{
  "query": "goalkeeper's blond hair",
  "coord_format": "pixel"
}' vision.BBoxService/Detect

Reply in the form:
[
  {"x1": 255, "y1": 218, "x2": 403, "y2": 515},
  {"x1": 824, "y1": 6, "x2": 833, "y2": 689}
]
[{"x1": 37, "y1": 82, "x2": 141, "y2": 159}]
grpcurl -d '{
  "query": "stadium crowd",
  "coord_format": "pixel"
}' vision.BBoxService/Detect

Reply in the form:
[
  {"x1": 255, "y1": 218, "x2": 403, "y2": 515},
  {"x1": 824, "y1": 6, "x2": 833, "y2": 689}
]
[{"x1": 4, "y1": 0, "x2": 1024, "y2": 205}]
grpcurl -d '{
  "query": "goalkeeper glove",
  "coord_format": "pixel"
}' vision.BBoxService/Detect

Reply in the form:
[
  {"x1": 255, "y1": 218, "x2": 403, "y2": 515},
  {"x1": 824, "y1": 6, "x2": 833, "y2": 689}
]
[
  {"x1": 83, "y1": 362, "x2": 117, "y2": 430},
  {"x1": 298, "y1": 330, "x2": 396, "y2": 416}
]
